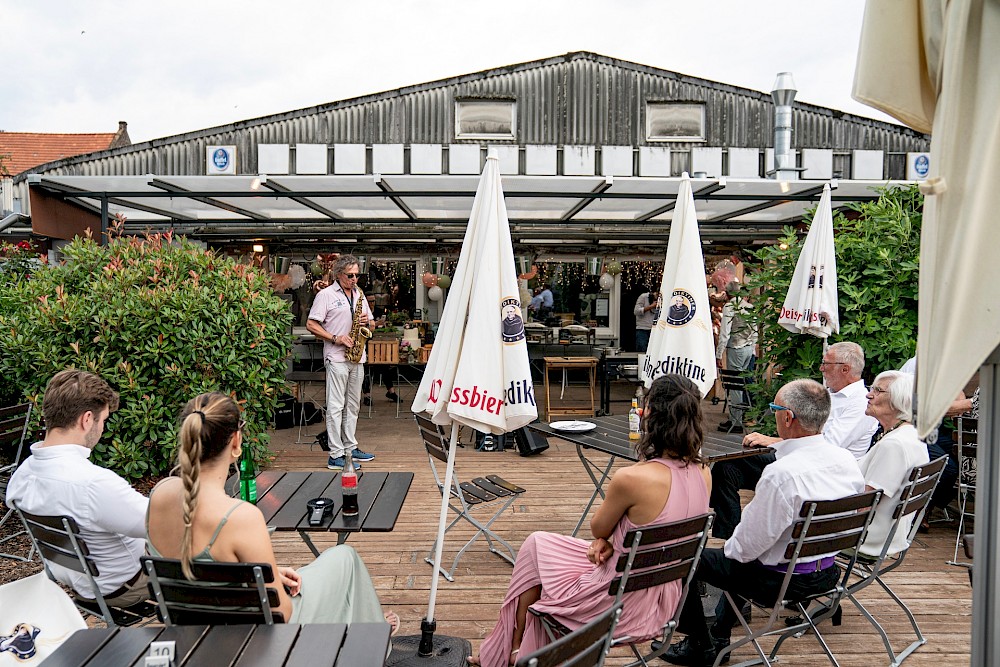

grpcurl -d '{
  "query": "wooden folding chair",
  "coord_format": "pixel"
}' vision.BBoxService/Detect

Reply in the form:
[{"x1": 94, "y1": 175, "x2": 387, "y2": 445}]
[
  {"x1": 0, "y1": 403, "x2": 33, "y2": 561},
  {"x1": 948, "y1": 417, "x2": 977, "y2": 567},
  {"x1": 517, "y1": 604, "x2": 622, "y2": 667},
  {"x1": 531, "y1": 513, "x2": 715, "y2": 667},
  {"x1": 842, "y1": 456, "x2": 948, "y2": 666},
  {"x1": 716, "y1": 489, "x2": 882, "y2": 667},
  {"x1": 15, "y1": 505, "x2": 156, "y2": 627},
  {"x1": 415, "y1": 413, "x2": 526, "y2": 581},
  {"x1": 142, "y1": 555, "x2": 285, "y2": 625}
]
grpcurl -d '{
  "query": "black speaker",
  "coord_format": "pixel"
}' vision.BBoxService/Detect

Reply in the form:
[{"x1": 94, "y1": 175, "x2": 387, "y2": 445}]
[
  {"x1": 512, "y1": 426, "x2": 549, "y2": 457},
  {"x1": 273, "y1": 395, "x2": 295, "y2": 430}
]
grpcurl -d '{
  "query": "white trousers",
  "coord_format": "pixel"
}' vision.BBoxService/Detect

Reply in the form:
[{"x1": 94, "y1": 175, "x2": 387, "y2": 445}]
[{"x1": 324, "y1": 359, "x2": 364, "y2": 458}]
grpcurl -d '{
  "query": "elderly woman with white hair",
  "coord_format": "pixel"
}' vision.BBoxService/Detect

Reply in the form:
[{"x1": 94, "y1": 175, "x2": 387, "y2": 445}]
[{"x1": 857, "y1": 371, "x2": 930, "y2": 556}]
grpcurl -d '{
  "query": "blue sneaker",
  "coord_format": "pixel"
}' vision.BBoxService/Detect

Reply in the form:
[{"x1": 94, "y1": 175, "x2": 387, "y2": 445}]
[
  {"x1": 352, "y1": 448, "x2": 376, "y2": 462},
  {"x1": 327, "y1": 456, "x2": 362, "y2": 470}
]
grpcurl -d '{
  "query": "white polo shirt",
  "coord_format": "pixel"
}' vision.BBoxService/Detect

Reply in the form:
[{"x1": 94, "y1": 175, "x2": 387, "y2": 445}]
[
  {"x1": 825, "y1": 379, "x2": 880, "y2": 458},
  {"x1": 725, "y1": 434, "x2": 866, "y2": 566},
  {"x1": 6, "y1": 443, "x2": 148, "y2": 598}
]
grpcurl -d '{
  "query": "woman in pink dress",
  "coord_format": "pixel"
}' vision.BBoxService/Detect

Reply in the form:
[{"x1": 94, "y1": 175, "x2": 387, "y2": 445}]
[{"x1": 468, "y1": 374, "x2": 712, "y2": 666}]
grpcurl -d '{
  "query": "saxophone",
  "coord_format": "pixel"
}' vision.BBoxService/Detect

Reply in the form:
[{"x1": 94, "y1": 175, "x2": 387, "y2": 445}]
[{"x1": 346, "y1": 290, "x2": 373, "y2": 363}]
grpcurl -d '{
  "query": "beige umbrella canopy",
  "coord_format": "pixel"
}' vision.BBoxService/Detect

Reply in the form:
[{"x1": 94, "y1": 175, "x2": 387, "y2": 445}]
[
  {"x1": 854, "y1": 0, "x2": 1000, "y2": 437},
  {"x1": 854, "y1": 2, "x2": 1000, "y2": 663}
]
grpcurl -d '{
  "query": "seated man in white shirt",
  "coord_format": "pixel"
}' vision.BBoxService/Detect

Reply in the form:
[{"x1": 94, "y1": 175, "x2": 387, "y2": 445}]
[
  {"x1": 662, "y1": 379, "x2": 866, "y2": 666},
  {"x1": 710, "y1": 341, "x2": 878, "y2": 538},
  {"x1": 6, "y1": 369, "x2": 150, "y2": 607}
]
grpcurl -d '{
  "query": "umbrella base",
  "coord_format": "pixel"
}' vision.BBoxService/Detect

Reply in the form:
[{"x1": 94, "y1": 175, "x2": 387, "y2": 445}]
[{"x1": 386, "y1": 634, "x2": 471, "y2": 666}]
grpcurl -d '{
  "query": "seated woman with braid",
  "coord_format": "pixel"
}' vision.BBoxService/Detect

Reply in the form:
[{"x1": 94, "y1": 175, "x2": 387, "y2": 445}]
[{"x1": 145, "y1": 391, "x2": 398, "y2": 630}]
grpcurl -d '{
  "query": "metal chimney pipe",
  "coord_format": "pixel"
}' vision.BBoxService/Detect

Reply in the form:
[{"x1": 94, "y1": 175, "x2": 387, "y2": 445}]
[{"x1": 771, "y1": 72, "x2": 798, "y2": 180}]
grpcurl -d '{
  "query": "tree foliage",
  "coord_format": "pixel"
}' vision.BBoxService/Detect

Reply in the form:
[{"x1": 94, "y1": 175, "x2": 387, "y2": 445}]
[
  {"x1": 0, "y1": 226, "x2": 293, "y2": 479},
  {"x1": 743, "y1": 185, "x2": 923, "y2": 431}
]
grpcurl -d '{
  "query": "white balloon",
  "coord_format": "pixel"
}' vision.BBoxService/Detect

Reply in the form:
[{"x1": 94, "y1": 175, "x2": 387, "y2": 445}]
[
  {"x1": 599, "y1": 272, "x2": 614, "y2": 291},
  {"x1": 428, "y1": 285, "x2": 444, "y2": 301},
  {"x1": 287, "y1": 264, "x2": 307, "y2": 289}
]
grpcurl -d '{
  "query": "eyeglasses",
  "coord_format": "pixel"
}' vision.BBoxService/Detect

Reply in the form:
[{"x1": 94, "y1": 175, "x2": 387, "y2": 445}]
[
  {"x1": 869, "y1": 386, "x2": 888, "y2": 395},
  {"x1": 343, "y1": 273, "x2": 360, "y2": 279},
  {"x1": 238, "y1": 419, "x2": 247, "y2": 431},
  {"x1": 768, "y1": 402, "x2": 795, "y2": 419},
  {"x1": 818, "y1": 360, "x2": 845, "y2": 368}
]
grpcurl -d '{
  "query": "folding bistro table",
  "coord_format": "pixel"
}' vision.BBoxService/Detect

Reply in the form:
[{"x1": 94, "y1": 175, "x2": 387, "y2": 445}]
[
  {"x1": 529, "y1": 414, "x2": 773, "y2": 536},
  {"x1": 42, "y1": 623, "x2": 390, "y2": 667},
  {"x1": 229, "y1": 470, "x2": 413, "y2": 557}
]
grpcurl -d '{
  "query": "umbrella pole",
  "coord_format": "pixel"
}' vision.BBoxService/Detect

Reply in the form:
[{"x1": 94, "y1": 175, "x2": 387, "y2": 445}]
[{"x1": 420, "y1": 422, "x2": 461, "y2": 656}]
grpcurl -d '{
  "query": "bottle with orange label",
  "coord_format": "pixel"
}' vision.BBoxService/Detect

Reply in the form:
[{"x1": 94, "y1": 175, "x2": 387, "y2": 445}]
[{"x1": 628, "y1": 398, "x2": 641, "y2": 441}]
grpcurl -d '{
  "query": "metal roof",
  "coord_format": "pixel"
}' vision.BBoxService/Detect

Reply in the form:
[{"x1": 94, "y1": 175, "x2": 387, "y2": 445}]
[{"x1": 28, "y1": 174, "x2": 910, "y2": 250}]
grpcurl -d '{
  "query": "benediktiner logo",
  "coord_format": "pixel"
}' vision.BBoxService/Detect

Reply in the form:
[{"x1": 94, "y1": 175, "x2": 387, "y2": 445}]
[
  {"x1": 664, "y1": 289, "x2": 696, "y2": 327},
  {"x1": 500, "y1": 297, "x2": 525, "y2": 343}
]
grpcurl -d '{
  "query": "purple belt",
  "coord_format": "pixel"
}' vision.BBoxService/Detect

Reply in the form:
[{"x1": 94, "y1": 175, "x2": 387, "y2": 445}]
[{"x1": 762, "y1": 556, "x2": 836, "y2": 575}]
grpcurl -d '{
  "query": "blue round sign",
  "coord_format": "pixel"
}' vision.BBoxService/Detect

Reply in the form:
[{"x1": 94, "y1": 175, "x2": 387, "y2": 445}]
[
  {"x1": 212, "y1": 148, "x2": 230, "y2": 170},
  {"x1": 914, "y1": 154, "x2": 930, "y2": 178}
]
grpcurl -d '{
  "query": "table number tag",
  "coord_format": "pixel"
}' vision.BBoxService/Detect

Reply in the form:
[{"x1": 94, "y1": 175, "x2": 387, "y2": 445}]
[{"x1": 145, "y1": 640, "x2": 176, "y2": 666}]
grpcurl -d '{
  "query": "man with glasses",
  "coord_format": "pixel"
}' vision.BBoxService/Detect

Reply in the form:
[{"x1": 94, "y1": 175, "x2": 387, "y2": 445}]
[
  {"x1": 709, "y1": 341, "x2": 877, "y2": 539},
  {"x1": 662, "y1": 379, "x2": 865, "y2": 666},
  {"x1": 307, "y1": 254, "x2": 377, "y2": 470},
  {"x1": 6, "y1": 370, "x2": 151, "y2": 607}
]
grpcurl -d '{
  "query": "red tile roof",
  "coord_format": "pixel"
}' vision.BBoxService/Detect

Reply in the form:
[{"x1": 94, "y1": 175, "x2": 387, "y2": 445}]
[{"x1": 0, "y1": 132, "x2": 118, "y2": 176}]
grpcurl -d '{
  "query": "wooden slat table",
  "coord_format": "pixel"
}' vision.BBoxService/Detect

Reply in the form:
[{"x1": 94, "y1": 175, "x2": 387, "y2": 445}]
[
  {"x1": 42, "y1": 623, "x2": 390, "y2": 667},
  {"x1": 529, "y1": 414, "x2": 773, "y2": 537},
  {"x1": 229, "y1": 471, "x2": 413, "y2": 557}
]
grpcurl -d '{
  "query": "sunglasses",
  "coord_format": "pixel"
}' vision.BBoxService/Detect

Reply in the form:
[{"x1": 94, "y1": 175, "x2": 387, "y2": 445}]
[
  {"x1": 768, "y1": 402, "x2": 795, "y2": 419},
  {"x1": 342, "y1": 273, "x2": 360, "y2": 279}
]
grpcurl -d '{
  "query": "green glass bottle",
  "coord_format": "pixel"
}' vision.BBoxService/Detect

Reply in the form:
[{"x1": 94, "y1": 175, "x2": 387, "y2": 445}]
[{"x1": 239, "y1": 446, "x2": 257, "y2": 503}]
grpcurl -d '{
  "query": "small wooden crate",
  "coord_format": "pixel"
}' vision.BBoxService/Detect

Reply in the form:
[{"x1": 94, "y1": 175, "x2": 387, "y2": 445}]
[
  {"x1": 367, "y1": 339, "x2": 399, "y2": 365},
  {"x1": 417, "y1": 345, "x2": 432, "y2": 364}
]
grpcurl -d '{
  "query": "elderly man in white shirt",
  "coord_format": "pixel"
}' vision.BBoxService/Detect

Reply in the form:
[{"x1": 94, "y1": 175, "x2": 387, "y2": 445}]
[
  {"x1": 662, "y1": 379, "x2": 866, "y2": 666},
  {"x1": 6, "y1": 370, "x2": 150, "y2": 607},
  {"x1": 710, "y1": 341, "x2": 878, "y2": 539}
]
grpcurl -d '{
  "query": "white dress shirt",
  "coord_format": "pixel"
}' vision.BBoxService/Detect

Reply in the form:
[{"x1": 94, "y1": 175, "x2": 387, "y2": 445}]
[
  {"x1": 824, "y1": 379, "x2": 879, "y2": 458},
  {"x1": 725, "y1": 434, "x2": 866, "y2": 566},
  {"x1": 858, "y1": 424, "x2": 929, "y2": 556},
  {"x1": 6, "y1": 443, "x2": 148, "y2": 598}
]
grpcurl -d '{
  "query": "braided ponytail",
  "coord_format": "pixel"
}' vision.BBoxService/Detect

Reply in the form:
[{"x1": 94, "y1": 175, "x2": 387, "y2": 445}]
[{"x1": 175, "y1": 392, "x2": 241, "y2": 581}]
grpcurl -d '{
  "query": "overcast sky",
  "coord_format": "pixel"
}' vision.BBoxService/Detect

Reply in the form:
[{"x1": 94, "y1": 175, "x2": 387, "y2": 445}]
[{"x1": 3, "y1": 0, "x2": 893, "y2": 143}]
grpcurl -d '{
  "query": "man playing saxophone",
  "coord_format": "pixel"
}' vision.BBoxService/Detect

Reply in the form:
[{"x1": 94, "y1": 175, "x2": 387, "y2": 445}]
[{"x1": 307, "y1": 254, "x2": 377, "y2": 470}]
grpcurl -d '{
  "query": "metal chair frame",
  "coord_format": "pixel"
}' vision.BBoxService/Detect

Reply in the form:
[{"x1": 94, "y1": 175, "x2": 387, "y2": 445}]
[
  {"x1": 841, "y1": 456, "x2": 948, "y2": 667},
  {"x1": 415, "y1": 413, "x2": 524, "y2": 581},
  {"x1": 948, "y1": 417, "x2": 977, "y2": 566},
  {"x1": 15, "y1": 504, "x2": 155, "y2": 628},
  {"x1": 0, "y1": 403, "x2": 33, "y2": 561},
  {"x1": 531, "y1": 513, "x2": 715, "y2": 667},
  {"x1": 716, "y1": 489, "x2": 882, "y2": 667},
  {"x1": 717, "y1": 369, "x2": 752, "y2": 431}
]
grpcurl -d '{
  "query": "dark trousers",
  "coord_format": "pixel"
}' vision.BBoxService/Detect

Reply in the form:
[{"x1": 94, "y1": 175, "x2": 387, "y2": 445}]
[
  {"x1": 709, "y1": 453, "x2": 777, "y2": 539},
  {"x1": 678, "y1": 549, "x2": 840, "y2": 645},
  {"x1": 362, "y1": 365, "x2": 394, "y2": 394},
  {"x1": 636, "y1": 329, "x2": 651, "y2": 353},
  {"x1": 928, "y1": 433, "x2": 959, "y2": 509}
]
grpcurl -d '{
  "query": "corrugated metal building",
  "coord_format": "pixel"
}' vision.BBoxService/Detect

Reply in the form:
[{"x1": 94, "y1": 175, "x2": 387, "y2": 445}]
[{"x1": 4, "y1": 52, "x2": 931, "y2": 341}]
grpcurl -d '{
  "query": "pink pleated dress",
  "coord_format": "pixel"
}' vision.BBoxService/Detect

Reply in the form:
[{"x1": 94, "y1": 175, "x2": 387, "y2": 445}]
[{"x1": 476, "y1": 457, "x2": 709, "y2": 667}]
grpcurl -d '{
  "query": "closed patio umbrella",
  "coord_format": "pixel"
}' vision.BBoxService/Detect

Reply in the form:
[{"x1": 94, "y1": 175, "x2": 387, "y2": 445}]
[
  {"x1": 776, "y1": 183, "x2": 839, "y2": 340},
  {"x1": 855, "y1": 1, "x2": 1000, "y2": 663},
  {"x1": 641, "y1": 173, "x2": 717, "y2": 397},
  {"x1": 403, "y1": 149, "x2": 537, "y2": 662}
]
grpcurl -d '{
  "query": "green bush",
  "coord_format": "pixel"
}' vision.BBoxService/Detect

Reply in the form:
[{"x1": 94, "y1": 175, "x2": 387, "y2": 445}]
[
  {"x1": 744, "y1": 185, "x2": 922, "y2": 433},
  {"x1": 0, "y1": 228, "x2": 293, "y2": 480}
]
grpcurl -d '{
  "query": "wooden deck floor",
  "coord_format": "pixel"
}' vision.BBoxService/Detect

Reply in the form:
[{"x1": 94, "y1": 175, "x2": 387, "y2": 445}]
[{"x1": 272, "y1": 392, "x2": 973, "y2": 667}]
